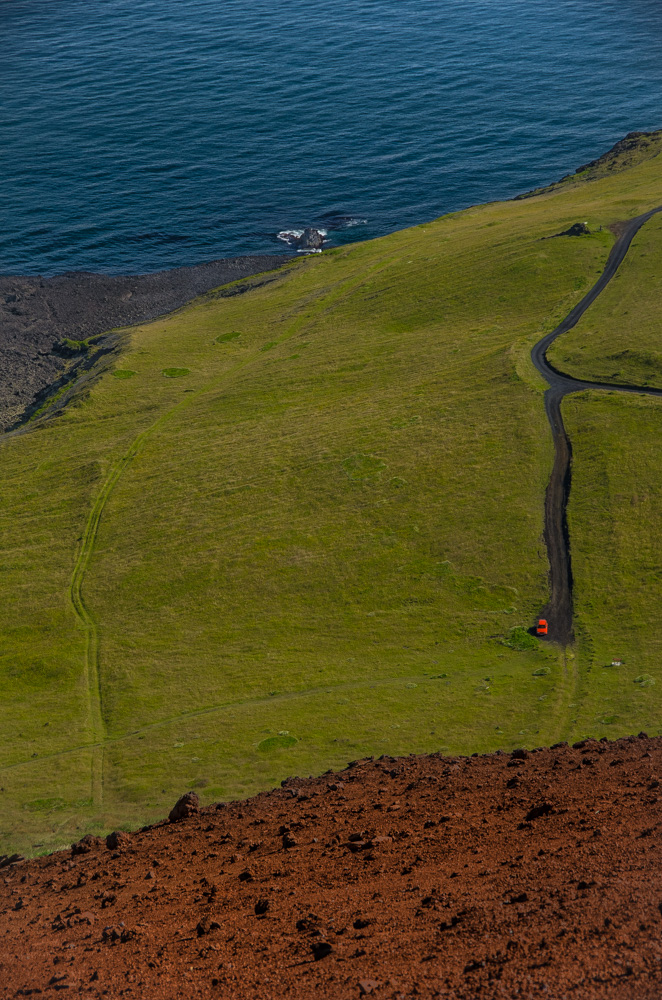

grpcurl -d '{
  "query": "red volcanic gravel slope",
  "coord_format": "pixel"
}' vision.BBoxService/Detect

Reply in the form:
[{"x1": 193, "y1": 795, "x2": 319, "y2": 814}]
[{"x1": 1, "y1": 736, "x2": 662, "y2": 999}]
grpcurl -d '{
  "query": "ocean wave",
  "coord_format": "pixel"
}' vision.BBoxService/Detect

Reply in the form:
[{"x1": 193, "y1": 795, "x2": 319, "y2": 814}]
[
  {"x1": 277, "y1": 228, "x2": 328, "y2": 244},
  {"x1": 319, "y1": 214, "x2": 368, "y2": 230}
]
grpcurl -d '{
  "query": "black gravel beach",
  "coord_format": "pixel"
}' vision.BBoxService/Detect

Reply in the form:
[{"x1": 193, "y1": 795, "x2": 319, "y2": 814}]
[{"x1": 0, "y1": 255, "x2": 291, "y2": 431}]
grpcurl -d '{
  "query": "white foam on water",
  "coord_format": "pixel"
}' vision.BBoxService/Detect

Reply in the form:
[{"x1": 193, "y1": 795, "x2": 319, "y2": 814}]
[{"x1": 277, "y1": 228, "x2": 328, "y2": 244}]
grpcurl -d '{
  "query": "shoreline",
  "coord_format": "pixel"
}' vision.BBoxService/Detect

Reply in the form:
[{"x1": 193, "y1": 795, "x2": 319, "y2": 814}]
[
  {"x1": 3, "y1": 128, "x2": 661, "y2": 434},
  {"x1": 0, "y1": 253, "x2": 293, "y2": 432}
]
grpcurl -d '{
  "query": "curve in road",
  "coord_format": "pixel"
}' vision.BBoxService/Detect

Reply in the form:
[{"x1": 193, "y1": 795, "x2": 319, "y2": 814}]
[{"x1": 531, "y1": 206, "x2": 662, "y2": 645}]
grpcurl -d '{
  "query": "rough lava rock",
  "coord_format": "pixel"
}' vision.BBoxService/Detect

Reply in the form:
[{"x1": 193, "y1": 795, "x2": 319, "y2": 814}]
[
  {"x1": 105, "y1": 831, "x2": 130, "y2": 851},
  {"x1": 294, "y1": 227, "x2": 325, "y2": 251},
  {"x1": 2, "y1": 736, "x2": 662, "y2": 999},
  {"x1": 168, "y1": 790, "x2": 200, "y2": 822},
  {"x1": 0, "y1": 254, "x2": 291, "y2": 432},
  {"x1": 71, "y1": 833, "x2": 102, "y2": 856},
  {"x1": 551, "y1": 221, "x2": 592, "y2": 238}
]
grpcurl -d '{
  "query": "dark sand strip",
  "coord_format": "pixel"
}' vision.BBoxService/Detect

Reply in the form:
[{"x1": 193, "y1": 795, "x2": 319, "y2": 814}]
[{"x1": 0, "y1": 255, "x2": 292, "y2": 431}]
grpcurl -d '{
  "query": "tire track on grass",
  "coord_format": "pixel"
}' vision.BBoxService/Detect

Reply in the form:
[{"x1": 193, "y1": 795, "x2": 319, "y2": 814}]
[
  {"x1": 65, "y1": 253, "x2": 402, "y2": 804},
  {"x1": 70, "y1": 424, "x2": 165, "y2": 806},
  {"x1": 0, "y1": 671, "x2": 444, "y2": 774},
  {"x1": 531, "y1": 206, "x2": 662, "y2": 647}
]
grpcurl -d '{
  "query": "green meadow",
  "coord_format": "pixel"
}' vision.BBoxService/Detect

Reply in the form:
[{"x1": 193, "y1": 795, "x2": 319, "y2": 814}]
[
  {"x1": 548, "y1": 211, "x2": 662, "y2": 389},
  {"x1": 2, "y1": 140, "x2": 662, "y2": 855}
]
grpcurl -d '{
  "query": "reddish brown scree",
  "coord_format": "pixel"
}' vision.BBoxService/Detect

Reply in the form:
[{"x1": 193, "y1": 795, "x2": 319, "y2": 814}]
[{"x1": 1, "y1": 735, "x2": 661, "y2": 999}]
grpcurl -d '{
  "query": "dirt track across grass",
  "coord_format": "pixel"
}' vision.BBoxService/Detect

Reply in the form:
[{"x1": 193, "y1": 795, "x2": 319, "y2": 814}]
[{"x1": 531, "y1": 207, "x2": 662, "y2": 646}]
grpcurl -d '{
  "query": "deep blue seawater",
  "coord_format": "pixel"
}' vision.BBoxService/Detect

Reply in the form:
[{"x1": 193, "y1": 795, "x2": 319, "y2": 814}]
[{"x1": 2, "y1": 0, "x2": 662, "y2": 275}]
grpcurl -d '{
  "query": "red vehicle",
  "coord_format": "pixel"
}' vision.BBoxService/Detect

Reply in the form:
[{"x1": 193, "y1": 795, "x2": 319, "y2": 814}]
[{"x1": 536, "y1": 619, "x2": 548, "y2": 636}]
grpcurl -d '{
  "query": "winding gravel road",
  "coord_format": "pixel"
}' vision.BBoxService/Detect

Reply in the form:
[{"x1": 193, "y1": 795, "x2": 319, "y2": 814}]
[{"x1": 531, "y1": 207, "x2": 662, "y2": 645}]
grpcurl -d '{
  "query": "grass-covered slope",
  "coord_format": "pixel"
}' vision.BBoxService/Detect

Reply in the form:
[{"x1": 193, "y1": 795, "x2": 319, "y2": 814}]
[
  {"x1": 518, "y1": 128, "x2": 662, "y2": 200},
  {"x1": 548, "y1": 212, "x2": 662, "y2": 388},
  {"x1": 1, "y1": 142, "x2": 662, "y2": 855},
  {"x1": 564, "y1": 391, "x2": 662, "y2": 737}
]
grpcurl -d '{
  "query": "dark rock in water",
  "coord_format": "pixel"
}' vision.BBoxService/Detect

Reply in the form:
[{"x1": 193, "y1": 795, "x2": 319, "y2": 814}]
[
  {"x1": 169, "y1": 791, "x2": 200, "y2": 822},
  {"x1": 295, "y1": 228, "x2": 325, "y2": 250}
]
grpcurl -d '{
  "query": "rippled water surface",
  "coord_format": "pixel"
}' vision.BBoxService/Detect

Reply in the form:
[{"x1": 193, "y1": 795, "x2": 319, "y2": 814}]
[{"x1": 2, "y1": 0, "x2": 662, "y2": 274}]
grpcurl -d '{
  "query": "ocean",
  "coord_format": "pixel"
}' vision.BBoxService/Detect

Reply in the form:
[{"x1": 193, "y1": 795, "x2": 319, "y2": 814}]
[{"x1": 1, "y1": 0, "x2": 662, "y2": 275}]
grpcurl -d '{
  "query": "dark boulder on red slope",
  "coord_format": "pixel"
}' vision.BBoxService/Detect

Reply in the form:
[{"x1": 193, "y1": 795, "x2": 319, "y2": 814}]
[{"x1": 2, "y1": 738, "x2": 662, "y2": 998}]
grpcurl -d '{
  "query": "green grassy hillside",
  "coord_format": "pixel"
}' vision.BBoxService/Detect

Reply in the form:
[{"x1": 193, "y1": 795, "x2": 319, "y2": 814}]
[
  {"x1": 564, "y1": 391, "x2": 662, "y2": 736},
  {"x1": 548, "y1": 212, "x2": 662, "y2": 388},
  {"x1": 2, "y1": 142, "x2": 662, "y2": 855}
]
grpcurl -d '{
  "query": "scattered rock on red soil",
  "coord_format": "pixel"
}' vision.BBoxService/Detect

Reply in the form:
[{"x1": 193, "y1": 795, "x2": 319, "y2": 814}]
[
  {"x1": 1, "y1": 736, "x2": 662, "y2": 998},
  {"x1": 71, "y1": 833, "x2": 103, "y2": 856},
  {"x1": 105, "y1": 830, "x2": 130, "y2": 851},
  {"x1": 168, "y1": 790, "x2": 200, "y2": 822}
]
